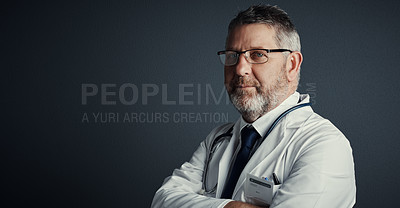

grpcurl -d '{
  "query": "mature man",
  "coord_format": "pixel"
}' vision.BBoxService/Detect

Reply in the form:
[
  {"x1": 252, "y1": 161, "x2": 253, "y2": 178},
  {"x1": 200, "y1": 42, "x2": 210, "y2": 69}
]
[{"x1": 151, "y1": 5, "x2": 356, "y2": 208}]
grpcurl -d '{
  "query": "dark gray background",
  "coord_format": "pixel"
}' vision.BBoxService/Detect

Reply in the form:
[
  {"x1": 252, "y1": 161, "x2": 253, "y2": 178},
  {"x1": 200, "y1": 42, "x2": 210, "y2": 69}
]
[{"x1": 3, "y1": 0, "x2": 400, "y2": 207}]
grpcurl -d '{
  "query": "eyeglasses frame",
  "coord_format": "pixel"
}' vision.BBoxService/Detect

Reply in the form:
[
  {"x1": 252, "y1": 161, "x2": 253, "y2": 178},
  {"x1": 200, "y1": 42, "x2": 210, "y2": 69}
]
[{"x1": 217, "y1": 49, "x2": 292, "y2": 66}]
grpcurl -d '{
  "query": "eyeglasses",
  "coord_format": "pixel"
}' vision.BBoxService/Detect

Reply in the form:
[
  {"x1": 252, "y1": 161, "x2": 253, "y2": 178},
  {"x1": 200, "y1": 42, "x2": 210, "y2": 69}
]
[{"x1": 217, "y1": 49, "x2": 292, "y2": 66}]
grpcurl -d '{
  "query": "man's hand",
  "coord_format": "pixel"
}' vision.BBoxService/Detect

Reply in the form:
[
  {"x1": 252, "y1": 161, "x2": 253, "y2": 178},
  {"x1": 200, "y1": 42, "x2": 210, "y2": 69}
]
[{"x1": 224, "y1": 201, "x2": 269, "y2": 208}]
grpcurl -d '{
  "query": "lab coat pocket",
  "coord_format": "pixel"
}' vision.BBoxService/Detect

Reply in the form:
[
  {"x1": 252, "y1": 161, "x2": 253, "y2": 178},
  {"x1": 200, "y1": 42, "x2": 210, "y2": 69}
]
[{"x1": 244, "y1": 173, "x2": 281, "y2": 206}]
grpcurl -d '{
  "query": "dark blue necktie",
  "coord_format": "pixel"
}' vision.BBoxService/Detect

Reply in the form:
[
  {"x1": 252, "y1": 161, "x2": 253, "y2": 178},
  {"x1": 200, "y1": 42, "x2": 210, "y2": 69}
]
[{"x1": 221, "y1": 125, "x2": 260, "y2": 199}]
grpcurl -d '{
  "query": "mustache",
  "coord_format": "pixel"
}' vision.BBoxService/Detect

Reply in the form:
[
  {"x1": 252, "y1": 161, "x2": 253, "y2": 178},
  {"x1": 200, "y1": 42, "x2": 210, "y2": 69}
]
[{"x1": 229, "y1": 77, "x2": 261, "y2": 89}]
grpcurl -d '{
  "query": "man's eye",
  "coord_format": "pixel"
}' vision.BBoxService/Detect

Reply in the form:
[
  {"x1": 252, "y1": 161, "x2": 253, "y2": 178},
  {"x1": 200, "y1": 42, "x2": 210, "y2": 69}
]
[
  {"x1": 255, "y1": 53, "x2": 264, "y2": 57},
  {"x1": 250, "y1": 51, "x2": 267, "y2": 59},
  {"x1": 251, "y1": 52, "x2": 265, "y2": 58},
  {"x1": 227, "y1": 53, "x2": 237, "y2": 59}
]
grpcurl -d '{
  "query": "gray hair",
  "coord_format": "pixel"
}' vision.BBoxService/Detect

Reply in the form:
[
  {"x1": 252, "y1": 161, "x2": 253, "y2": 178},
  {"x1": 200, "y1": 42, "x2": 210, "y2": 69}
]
[{"x1": 227, "y1": 5, "x2": 301, "y2": 52}]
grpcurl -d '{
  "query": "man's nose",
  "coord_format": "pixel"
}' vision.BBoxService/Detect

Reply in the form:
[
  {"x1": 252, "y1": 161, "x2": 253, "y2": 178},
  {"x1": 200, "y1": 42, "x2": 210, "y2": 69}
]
[{"x1": 234, "y1": 54, "x2": 252, "y2": 76}]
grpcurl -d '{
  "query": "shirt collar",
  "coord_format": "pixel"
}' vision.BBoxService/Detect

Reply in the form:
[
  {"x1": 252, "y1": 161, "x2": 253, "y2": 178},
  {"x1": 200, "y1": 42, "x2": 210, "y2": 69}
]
[{"x1": 239, "y1": 91, "x2": 300, "y2": 138}]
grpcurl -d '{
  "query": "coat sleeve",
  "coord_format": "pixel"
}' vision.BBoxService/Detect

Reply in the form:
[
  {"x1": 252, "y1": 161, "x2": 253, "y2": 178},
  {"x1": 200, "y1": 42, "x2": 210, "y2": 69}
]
[
  {"x1": 270, "y1": 121, "x2": 356, "y2": 208},
  {"x1": 151, "y1": 126, "x2": 233, "y2": 208}
]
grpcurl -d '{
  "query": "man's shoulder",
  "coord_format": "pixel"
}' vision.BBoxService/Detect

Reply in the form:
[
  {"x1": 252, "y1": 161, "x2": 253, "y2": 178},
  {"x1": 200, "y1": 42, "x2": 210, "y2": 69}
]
[
  {"x1": 305, "y1": 112, "x2": 345, "y2": 137},
  {"x1": 287, "y1": 109, "x2": 349, "y2": 146}
]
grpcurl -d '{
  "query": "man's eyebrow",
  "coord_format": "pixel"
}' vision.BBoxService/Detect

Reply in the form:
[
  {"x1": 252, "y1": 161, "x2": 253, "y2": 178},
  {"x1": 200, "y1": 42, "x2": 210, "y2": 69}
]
[
  {"x1": 248, "y1": 46, "x2": 266, "y2": 49},
  {"x1": 225, "y1": 47, "x2": 269, "y2": 51}
]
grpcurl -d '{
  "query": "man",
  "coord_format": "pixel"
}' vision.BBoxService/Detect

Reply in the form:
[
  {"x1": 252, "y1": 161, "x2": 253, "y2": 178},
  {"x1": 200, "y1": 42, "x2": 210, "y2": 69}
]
[{"x1": 151, "y1": 5, "x2": 356, "y2": 208}]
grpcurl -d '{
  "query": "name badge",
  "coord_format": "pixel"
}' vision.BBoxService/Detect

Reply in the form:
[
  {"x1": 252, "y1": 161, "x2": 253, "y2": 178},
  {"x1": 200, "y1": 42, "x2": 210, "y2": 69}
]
[{"x1": 244, "y1": 173, "x2": 281, "y2": 206}]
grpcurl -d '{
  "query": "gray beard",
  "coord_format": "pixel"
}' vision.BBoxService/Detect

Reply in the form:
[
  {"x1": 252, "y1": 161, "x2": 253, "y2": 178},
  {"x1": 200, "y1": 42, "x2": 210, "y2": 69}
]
[{"x1": 228, "y1": 68, "x2": 289, "y2": 122}]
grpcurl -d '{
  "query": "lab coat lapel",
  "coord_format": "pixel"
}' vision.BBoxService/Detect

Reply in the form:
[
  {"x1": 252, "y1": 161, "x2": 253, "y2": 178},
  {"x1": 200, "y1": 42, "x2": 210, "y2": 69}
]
[
  {"x1": 216, "y1": 120, "x2": 240, "y2": 197},
  {"x1": 231, "y1": 121, "x2": 287, "y2": 198}
]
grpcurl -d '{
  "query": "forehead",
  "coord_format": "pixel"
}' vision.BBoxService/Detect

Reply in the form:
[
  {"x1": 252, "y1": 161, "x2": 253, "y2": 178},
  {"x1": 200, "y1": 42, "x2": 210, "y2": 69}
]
[{"x1": 226, "y1": 23, "x2": 277, "y2": 50}]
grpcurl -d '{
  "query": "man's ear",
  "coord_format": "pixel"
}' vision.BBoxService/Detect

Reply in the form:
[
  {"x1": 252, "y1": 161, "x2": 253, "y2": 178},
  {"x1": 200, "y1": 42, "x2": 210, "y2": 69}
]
[{"x1": 286, "y1": 51, "x2": 303, "y2": 82}]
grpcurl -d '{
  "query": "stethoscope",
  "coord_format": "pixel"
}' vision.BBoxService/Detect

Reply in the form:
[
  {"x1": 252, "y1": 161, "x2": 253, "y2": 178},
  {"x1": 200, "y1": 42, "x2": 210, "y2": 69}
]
[{"x1": 201, "y1": 102, "x2": 311, "y2": 195}]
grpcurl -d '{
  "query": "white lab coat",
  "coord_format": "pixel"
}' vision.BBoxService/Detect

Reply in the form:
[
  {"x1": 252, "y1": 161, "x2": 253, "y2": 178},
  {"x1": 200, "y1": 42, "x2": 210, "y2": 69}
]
[{"x1": 151, "y1": 94, "x2": 356, "y2": 208}]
